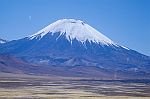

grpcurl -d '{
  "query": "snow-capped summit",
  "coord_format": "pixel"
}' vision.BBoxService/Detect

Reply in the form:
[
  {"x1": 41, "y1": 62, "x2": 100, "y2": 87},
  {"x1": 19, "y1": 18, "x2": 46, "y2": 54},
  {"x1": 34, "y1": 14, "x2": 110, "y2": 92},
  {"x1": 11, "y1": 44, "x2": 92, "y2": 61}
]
[{"x1": 29, "y1": 19, "x2": 114, "y2": 45}]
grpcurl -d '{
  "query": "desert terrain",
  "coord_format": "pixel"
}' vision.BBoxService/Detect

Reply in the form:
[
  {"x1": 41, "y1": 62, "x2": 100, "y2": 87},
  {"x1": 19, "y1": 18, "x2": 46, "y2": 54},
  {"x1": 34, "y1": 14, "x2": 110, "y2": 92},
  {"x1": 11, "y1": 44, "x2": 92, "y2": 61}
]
[{"x1": 0, "y1": 73, "x2": 150, "y2": 99}]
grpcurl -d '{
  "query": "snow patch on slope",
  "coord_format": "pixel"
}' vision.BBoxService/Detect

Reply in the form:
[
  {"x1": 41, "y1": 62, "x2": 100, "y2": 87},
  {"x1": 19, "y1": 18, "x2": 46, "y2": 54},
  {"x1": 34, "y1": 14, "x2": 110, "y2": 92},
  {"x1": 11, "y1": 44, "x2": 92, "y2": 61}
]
[
  {"x1": 0, "y1": 39, "x2": 7, "y2": 44},
  {"x1": 121, "y1": 46, "x2": 130, "y2": 50}
]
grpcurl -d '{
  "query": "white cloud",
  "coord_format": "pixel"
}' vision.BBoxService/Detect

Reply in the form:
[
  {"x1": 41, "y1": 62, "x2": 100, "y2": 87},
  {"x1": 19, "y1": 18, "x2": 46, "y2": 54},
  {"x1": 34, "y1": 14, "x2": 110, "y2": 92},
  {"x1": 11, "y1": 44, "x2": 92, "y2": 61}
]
[{"x1": 29, "y1": 16, "x2": 32, "y2": 20}]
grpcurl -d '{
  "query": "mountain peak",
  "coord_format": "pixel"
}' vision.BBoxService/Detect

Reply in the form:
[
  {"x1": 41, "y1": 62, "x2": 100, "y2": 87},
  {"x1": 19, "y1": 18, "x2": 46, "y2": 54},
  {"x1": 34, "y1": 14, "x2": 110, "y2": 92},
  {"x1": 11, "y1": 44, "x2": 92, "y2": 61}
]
[{"x1": 29, "y1": 19, "x2": 115, "y2": 45}]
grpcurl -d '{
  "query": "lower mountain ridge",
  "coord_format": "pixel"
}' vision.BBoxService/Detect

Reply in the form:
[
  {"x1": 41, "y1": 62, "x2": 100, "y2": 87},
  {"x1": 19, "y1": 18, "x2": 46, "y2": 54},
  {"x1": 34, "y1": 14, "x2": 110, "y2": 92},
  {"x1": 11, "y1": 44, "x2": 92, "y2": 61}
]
[{"x1": 0, "y1": 54, "x2": 149, "y2": 79}]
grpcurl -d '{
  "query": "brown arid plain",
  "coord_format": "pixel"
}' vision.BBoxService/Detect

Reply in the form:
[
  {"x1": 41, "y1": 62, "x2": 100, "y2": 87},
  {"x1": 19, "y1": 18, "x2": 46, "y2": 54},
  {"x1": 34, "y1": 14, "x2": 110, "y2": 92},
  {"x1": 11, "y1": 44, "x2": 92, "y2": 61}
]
[{"x1": 0, "y1": 73, "x2": 150, "y2": 99}]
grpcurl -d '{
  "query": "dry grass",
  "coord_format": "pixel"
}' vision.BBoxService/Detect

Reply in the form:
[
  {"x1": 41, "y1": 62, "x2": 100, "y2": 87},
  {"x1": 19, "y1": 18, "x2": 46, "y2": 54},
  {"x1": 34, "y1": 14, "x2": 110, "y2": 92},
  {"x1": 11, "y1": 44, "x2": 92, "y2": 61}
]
[{"x1": 0, "y1": 73, "x2": 150, "y2": 99}]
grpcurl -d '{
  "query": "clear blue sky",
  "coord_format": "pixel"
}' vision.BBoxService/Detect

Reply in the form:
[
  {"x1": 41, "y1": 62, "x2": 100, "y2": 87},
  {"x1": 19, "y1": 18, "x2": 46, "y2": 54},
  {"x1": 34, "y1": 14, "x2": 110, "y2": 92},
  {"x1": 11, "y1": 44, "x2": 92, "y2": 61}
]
[{"x1": 0, "y1": 0, "x2": 150, "y2": 56}]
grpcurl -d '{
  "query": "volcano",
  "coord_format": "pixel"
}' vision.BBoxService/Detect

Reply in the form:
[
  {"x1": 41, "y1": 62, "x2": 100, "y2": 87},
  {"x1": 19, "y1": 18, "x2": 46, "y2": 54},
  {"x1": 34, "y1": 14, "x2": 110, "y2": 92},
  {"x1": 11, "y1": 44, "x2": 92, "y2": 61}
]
[{"x1": 0, "y1": 19, "x2": 150, "y2": 79}]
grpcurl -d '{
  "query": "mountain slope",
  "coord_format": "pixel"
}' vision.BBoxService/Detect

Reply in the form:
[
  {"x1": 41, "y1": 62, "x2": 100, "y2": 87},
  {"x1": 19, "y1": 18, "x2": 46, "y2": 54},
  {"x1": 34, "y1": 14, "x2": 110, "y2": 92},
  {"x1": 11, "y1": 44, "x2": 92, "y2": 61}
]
[
  {"x1": 0, "y1": 19, "x2": 150, "y2": 79},
  {"x1": 0, "y1": 55, "x2": 68, "y2": 76},
  {"x1": 0, "y1": 55, "x2": 149, "y2": 79}
]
